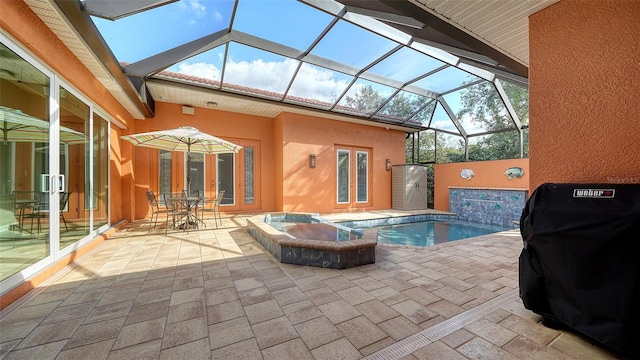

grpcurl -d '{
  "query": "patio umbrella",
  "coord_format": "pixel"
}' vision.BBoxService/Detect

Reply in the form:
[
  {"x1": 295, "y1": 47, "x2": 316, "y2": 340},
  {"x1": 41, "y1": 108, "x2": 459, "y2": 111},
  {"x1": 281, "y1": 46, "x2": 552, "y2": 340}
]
[
  {"x1": 1, "y1": 106, "x2": 86, "y2": 144},
  {"x1": 120, "y1": 126, "x2": 242, "y2": 194}
]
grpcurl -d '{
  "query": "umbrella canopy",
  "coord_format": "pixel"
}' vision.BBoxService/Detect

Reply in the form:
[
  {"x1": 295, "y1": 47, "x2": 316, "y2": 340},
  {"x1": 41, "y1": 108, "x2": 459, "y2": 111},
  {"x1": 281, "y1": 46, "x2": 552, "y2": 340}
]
[
  {"x1": 121, "y1": 126, "x2": 242, "y2": 155},
  {"x1": 120, "y1": 126, "x2": 242, "y2": 194},
  {"x1": 1, "y1": 106, "x2": 86, "y2": 145}
]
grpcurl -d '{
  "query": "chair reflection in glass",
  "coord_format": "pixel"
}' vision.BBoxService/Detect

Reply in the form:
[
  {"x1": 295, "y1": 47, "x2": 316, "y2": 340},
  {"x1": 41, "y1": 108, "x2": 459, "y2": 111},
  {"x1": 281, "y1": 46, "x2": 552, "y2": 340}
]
[
  {"x1": 59, "y1": 192, "x2": 71, "y2": 231},
  {"x1": 199, "y1": 190, "x2": 225, "y2": 228},
  {"x1": 13, "y1": 191, "x2": 45, "y2": 233}
]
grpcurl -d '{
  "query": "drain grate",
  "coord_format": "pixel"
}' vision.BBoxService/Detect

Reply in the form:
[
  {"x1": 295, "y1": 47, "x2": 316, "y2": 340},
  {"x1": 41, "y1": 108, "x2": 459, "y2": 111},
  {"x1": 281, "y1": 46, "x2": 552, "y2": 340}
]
[{"x1": 363, "y1": 288, "x2": 519, "y2": 360}]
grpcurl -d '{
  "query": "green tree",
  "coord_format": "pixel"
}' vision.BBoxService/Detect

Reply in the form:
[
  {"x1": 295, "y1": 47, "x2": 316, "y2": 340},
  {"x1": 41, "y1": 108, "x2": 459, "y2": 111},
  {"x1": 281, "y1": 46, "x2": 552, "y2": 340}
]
[
  {"x1": 344, "y1": 85, "x2": 384, "y2": 112},
  {"x1": 345, "y1": 85, "x2": 432, "y2": 125},
  {"x1": 457, "y1": 81, "x2": 529, "y2": 160},
  {"x1": 407, "y1": 80, "x2": 529, "y2": 163}
]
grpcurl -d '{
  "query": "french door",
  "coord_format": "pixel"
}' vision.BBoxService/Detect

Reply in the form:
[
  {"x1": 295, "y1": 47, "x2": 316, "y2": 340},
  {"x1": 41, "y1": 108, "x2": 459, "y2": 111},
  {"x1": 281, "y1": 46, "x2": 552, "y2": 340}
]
[
  {"x1": 336, "y1": 147, "x2": 371, "y2": 209},
  {"x1": 215, "y1": 140, "x2": 260, "y2": 212},
  {"x1": 158, "y1": 140, "x2": 260, "y2": 212}
]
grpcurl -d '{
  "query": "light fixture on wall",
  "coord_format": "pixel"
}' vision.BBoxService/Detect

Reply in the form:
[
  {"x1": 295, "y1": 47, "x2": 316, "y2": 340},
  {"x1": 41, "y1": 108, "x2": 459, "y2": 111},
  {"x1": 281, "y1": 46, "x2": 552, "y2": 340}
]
[
  {"x1": 386, "y1": 159, "x2": 392, "y2": 171},
  {"x1": 181, "y1": 105, "x2": 195, "y2": 115},
  {"x1": 309, "y1": 154, "x2": 316, "y2": 168}
]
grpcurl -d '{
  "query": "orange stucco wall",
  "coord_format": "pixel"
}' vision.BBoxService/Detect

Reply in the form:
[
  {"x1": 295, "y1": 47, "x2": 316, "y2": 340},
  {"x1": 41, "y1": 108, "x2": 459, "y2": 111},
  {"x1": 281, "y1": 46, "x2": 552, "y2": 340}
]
[
  {"x1": 274, "y1": 117, "x2": 285, "y2": 211},
  {"x1": 279, "y1": 113, "x2": 405, "y2": 213},
  {"x1": 127, "y1": 107, "x2": 406, "y2": 216},
  {"x1": 127, "y1": 102, "x2": 277, "y2": 218},
  {"x1": 529, "y1": 0, "x2": 640, "y2": 190},
  {"x1": 434, "y1": 159, "x2": 530, "y2": 211},
  {"x1": 110, "y1": 125, "x2": 125, "y2": 223}
]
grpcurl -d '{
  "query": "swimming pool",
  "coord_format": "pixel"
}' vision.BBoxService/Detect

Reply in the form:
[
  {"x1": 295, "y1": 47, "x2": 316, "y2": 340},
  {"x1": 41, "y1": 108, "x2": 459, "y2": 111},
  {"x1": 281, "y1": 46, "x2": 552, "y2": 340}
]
[{"x1": 342, "y1": 219, "x2": 513, "y2": 247}]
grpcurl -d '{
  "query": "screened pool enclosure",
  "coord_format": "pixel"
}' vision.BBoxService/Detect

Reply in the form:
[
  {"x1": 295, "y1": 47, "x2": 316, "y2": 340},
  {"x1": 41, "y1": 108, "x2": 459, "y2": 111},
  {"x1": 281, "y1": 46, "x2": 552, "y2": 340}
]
[{"x1": 62, "y1": 0, "x2": 528, "y2": 163}]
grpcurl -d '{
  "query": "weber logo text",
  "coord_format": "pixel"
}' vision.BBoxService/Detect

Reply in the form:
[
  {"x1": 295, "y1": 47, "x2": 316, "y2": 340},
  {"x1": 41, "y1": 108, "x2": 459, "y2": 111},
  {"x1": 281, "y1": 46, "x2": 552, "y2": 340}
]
[{"x1": 573, "y1": 189, "x2": 615, "y2": 198}]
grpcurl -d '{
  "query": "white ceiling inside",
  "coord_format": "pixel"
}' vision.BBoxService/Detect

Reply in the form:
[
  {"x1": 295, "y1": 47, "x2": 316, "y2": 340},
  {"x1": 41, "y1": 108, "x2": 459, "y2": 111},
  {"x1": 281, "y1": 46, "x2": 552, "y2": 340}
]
[{"x1": 410, "y1": 0, "x2": 559, "y2": 67}]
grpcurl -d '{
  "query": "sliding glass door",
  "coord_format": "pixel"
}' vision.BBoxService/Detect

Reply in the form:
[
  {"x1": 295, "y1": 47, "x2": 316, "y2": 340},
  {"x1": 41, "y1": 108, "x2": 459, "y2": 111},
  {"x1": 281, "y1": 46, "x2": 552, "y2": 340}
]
[{"x1": 1, "y1": 35, "x2": 111, "y2": 289}]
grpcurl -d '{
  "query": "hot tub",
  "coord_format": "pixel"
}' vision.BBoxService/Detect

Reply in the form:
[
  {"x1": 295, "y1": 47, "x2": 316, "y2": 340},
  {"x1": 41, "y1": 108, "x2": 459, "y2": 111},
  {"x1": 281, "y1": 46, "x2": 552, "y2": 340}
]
[{"x1": 246, "y1": 213, "x2": 377, "y2": 269}]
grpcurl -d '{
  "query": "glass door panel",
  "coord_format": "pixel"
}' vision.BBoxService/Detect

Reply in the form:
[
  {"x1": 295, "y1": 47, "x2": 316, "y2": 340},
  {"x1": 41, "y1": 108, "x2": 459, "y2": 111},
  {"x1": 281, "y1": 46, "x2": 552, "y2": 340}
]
[
  {"x1": 185, "y1": 152, "x2": 204, "y2": 196},
  {"x1": 93, "y1": 113, "x2": 109, "y2": 229},
  {"x1": 217, "y1": 153, "x2": 235, "y2": 205},
  {"x1": 356, "y1": 151, "x2": 368, "y2": 203},
  {"x1": 159, "y1": 149, "x2": 173, "y2": 204},
  {"x1": 337, "y1": 150, "x2": 350, "y2": 204},
  {"x1": 59, "y1": 87, "x2": 90, "y2": 249},
  {"x1": 244, "y1": 147, "x2": 254, "y2": 205},
  {"x1": 0, "y1": 42, "x2": 51, "y2": 281}
]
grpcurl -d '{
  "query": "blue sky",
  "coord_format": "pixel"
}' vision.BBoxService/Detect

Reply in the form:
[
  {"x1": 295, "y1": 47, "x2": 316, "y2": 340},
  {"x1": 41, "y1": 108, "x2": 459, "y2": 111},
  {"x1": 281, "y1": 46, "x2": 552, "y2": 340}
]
[{"x1": 92, "y1": 0, "x2": 498, "y2": 131}]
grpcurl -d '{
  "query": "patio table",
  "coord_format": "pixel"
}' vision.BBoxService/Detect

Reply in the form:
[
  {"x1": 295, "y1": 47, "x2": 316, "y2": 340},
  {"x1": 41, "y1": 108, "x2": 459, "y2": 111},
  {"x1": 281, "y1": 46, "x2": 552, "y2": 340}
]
[{"x1": 174, "y1": 196, "x2": 203, "y2": 231}]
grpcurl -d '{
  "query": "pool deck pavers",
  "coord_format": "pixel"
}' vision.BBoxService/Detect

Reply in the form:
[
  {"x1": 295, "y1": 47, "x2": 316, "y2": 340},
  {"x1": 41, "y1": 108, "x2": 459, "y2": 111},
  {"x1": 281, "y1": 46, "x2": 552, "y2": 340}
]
[{"x1": 0, "y1": 211, "x2": 623, "y2": 359}]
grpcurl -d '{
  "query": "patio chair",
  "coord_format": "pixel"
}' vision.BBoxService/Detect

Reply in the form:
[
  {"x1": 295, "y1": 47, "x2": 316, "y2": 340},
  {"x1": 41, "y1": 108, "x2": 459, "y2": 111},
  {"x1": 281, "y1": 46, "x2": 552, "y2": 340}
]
[
  {"x1": 164, "y1": 192, "x2": 191, "y2": 234},
  {"x1": 199, "y1": 190, "x2": 225, "y2": 228},
  {"x1": 145, "y1": 191, "x2": 170, "y2": 231}
]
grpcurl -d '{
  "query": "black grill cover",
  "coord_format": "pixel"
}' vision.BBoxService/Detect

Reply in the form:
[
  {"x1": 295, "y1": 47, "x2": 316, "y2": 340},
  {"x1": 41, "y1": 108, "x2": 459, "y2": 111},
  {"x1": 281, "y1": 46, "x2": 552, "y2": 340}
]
[{"x1": 519, "y1": 183, "x2": 640, "y2": 358}]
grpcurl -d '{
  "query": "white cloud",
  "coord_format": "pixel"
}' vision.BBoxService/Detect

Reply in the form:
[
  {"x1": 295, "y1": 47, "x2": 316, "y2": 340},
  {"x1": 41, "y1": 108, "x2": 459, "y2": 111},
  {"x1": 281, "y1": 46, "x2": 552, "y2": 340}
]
[
  {"x1": 223, "y1": 58, "x2": 298, "y2": 93},
  {"x1": 288, "y1": 64, "x2": 350, "y2": 102},
  {"x1": 187, "y1": 0, "x2": 206, "y2": 15},
  {"x1": 213, "y1": 10, "x2": 223, "y2": 22},
  {"x1": 177, "y1": 62, "x2": 221, "y2": 81},
  {"x1": 176, "y1": 58, "x2": 351, "y2": 102}
]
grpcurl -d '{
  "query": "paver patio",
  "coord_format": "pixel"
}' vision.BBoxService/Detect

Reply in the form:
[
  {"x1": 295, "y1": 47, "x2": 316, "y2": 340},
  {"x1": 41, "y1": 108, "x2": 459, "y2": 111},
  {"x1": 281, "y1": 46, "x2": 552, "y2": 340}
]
[{"x1": 0, "y1": 212, "x2": 621, "y2": 359}]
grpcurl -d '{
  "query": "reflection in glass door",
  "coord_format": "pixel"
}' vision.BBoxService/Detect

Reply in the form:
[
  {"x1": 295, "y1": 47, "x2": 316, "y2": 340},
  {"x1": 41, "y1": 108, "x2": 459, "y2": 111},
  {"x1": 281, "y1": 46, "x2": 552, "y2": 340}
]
[
  {"x1": 185, "y1": 152, "x2": 204, "y2": 196},
  {"x1": 159, "y1": 150, "x2": 172, "y2": 204},
  {"x1": 356, "y1": 151, "x2": 368, "y2": 203},
  {"x1": 93, "y1": 113, "x2": 109, "y2": 229},
  {"x1": 243, "y1": 147, "x2": 254, "y2": 205},
  {"x1": 0, "y1": 42, "x2": 51, "y2": 281},
  {"x1": 1, "y1": 38, "x2": 111, "y2": 288},
  {"x1": 59, "y1": 87, "x2": 90, "y2": 250},
  {"x1": 217, "y1": 153, "x2": 235, "y2": 205},
  {"x1": 337, "y1": 150, "x2": 350, "y2": 204}
]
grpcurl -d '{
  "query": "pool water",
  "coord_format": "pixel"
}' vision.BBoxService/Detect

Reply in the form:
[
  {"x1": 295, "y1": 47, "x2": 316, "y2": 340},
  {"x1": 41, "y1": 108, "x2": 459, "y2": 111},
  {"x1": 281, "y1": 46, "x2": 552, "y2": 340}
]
[{"x1": 369, "y1": 220, "x2": 512, "y2": 246}]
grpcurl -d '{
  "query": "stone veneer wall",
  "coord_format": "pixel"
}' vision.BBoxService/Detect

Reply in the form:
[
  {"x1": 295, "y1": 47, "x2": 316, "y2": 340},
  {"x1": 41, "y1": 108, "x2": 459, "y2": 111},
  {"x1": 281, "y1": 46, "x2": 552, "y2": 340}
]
[
  {"x1": 246, "y1": 214, "x2": 377, "y2": 269},
  {"x1": 449, "y1": 188, "x2": 528, "y2": 228}
]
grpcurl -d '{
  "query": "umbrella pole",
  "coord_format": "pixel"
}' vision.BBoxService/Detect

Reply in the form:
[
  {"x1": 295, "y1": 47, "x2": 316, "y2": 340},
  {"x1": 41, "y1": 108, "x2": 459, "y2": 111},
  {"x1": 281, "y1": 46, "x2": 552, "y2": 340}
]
[{"x1": 186, "y1": 143, "x2": 191, "y2": 196}]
